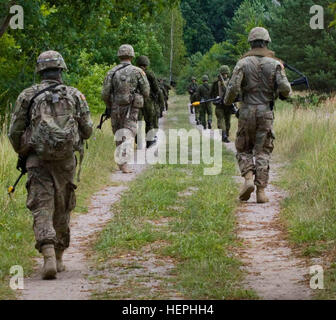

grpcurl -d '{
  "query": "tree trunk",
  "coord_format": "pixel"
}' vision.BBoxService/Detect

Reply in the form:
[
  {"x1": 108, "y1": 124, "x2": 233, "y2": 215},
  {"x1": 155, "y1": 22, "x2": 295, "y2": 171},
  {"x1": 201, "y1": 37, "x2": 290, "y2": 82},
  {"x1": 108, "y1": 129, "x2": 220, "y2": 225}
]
[
  {"x1": 0, "y1": 0, "x2": 17, "y2": 39},
  {"x1": 169, "y1": 10, "x2": 174, "y2": 84}
]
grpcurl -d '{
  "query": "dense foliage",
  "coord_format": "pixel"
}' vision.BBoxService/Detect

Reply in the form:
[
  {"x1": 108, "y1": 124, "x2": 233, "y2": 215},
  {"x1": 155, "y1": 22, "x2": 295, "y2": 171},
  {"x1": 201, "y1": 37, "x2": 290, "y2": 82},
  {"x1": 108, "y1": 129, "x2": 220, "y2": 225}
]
[
  {"x1": 178, "y1": 0, "x2": 336, "y2": 94},
  {"x1": 180, "y1": 0, "x2": 243, "y2": 54},
  {"x1": 0, "y1": 0, "x2": 185, "y2": 123}
]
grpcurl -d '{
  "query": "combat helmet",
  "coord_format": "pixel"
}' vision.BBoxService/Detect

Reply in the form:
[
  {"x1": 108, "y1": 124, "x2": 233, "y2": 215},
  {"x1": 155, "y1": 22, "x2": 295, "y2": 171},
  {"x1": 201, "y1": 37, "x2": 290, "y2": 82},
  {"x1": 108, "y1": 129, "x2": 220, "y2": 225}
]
[
  {"x1": 202, "y1": 75, "x2": 209, "y2": 82},
  {"x1": 36, "y1": 51, "x2": 67, "y2": 73},
  {"x1": 248, "y1": 27, "x2": 271, "y2": 43},
  {"x1": 219, "y1": 65, "x2": 231, "y2": 75},
  {"x1": 136, "y1": 55, "x2": 150, "y2": 67},
  {"x1": 118, "y1": 44, "x2": 135, "y2": 58},
  {"x1": 191, "y1": 76, "x2": 196, "y2": 81}
]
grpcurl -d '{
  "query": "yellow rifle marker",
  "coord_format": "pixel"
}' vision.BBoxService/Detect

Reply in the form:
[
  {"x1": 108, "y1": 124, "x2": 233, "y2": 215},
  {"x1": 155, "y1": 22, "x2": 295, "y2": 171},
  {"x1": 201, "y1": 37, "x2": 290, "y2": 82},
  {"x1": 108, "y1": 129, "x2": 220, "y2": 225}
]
[{"x1": 8, "y1": 172, "x2": 25, "y2": 195}]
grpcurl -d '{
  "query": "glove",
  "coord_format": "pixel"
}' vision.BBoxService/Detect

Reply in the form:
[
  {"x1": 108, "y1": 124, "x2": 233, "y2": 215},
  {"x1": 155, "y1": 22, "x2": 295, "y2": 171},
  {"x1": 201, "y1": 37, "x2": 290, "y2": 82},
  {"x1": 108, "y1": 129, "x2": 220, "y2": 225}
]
[{"x1": 17, "y1": 155, "x2": 27, "y2": 174}]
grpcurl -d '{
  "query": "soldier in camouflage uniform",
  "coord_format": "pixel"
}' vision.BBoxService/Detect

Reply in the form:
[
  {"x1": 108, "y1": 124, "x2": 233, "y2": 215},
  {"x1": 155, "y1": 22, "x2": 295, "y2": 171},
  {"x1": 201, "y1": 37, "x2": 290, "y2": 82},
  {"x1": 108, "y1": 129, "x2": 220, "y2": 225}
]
[
  {"x1": 224, "y1": 27, "x2": 291, "y2": 203},
  {"x1": 160, "y1": 78, "x2": 170, "y2": 111},
  {"x1": 102, "y1": 45, "x2": 150, "y2": 172},
  {"x1": 210, "y1": 65, "x2": 232, "y2": 143},
  {"x1": 187, "y1": 76, "x2": 198, "y2": 114},
  {"x1": 136, "y1": 55, "x2": 161, "y2": 148},
  {"x1": 195, "y1": 75, "x2": 212, "y2": 129},
  {"x1": 8, "y1": 51, "x2": 93, "y2": 279}
]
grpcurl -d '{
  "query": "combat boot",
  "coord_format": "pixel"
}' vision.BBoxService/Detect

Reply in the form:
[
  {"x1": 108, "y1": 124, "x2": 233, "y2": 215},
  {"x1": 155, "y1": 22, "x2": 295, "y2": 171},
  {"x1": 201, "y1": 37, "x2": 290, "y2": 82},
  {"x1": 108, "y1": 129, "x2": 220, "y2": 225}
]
[
  {"x1": 208, "y1": 121, "x2": 212, "y2": 130},
  {"x1": 239, "y1": 171, "x2": 255, "y2": 202},
  {"x1": 41, "y1": 244, "x2": 57, "y2": 280},
  {"x1": 119, "y1": 164, "x2": 133, "y2": 174},
  {"x1": 257, "y1": 187, "x2": 269, "y2": 204},
  {"x1": 222, "y1": 132, "x2": 230, "y2": 143},
  {"x1": 55, "y1": 249, "x2": 65, "y2": 272}
]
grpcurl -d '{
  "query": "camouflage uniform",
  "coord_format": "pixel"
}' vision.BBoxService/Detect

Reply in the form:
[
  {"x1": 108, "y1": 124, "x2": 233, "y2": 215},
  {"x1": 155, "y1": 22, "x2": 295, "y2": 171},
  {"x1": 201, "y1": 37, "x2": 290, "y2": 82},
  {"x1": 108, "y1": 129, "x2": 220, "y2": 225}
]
[
  {"x1": 210, "y1": 66, "x2": 232, "y2": 141},
  {"x1": 195, "y1": 75, "x2": 212, "y2": 129},
  {"x1": 160, "y1": 79, "x2": 170, "y2": 111},
  {"x1": 102, "y1": 45, "x2": 150, "y2": 166},
  {"x1": 8, "y1": 52, "x2": 93, "y2": 254},
  {"x1": 187, "y1": 77, "x2": 198, "y2": 114},
  {"x1": 224, "y1": 28, "x2": 291, "y2": 195},
  {"x1": 136, "y1": 56, "x2": 162, "y2": 132}
]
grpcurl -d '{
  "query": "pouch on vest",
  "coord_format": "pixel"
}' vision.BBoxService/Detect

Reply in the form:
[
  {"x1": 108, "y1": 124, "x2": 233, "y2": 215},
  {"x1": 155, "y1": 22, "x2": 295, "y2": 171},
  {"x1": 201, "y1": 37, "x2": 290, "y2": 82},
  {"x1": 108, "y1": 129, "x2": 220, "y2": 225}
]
[{"x1": 132, "y1": 93, "x2": 144, "y2": 109}]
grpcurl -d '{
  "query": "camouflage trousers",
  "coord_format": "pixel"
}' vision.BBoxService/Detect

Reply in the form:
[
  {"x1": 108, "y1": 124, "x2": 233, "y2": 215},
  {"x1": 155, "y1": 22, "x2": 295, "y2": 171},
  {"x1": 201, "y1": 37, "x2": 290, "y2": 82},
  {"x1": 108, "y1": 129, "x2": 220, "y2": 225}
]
[
  {"x1": 112, "y1": 105, "x2": 139, "y2": 164},
  {"x1": 26, "y1": 154, "x2": 77, "y2": 252},
  {"x1": 138, "y1": 100, "x2": 156, "y2": 133},
  {"x1": 200, "y1": 103, "x2": 212, "y2": 127},
  {"x1": 215, "y1": 105, "x2": 232, "y2": 136},
  {"x1": 235, "y1": 103, "x2": 275, "y2": 188}
]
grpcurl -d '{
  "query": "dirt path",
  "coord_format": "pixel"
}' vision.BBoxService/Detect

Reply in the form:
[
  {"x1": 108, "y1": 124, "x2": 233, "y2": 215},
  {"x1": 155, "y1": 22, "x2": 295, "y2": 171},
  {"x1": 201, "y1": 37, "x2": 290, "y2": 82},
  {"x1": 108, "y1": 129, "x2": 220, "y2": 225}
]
[
  {"x1": 19, "y1": 164, "x2": 146, "y2": 300},
  {"x1": 189, "y1": 113, "x2": 312, "y2": 300},
  {"x1": 18, "y1": 114, "x2": 179, "y2": 300}
]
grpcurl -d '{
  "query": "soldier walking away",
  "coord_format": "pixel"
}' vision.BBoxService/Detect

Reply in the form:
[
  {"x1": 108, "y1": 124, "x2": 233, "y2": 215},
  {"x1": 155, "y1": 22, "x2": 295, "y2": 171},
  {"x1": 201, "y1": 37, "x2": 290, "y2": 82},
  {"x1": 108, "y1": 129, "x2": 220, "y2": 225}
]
[
  {"x1": 136, "y1": 55, "x2": 162, "y2": 148},
  {"x1": 8, "y1": 51, "x2": 93, "y2": 280},
  {"x1": 187, "y1": 76, "x2": 198, "y2": 114},
  {"x1": 102, "y1": 44, "x2": 150, "y2": 173},
  {"x1": 160, "y1": 78, "x2": 170, "y2": 111},
  {"x1": 224, "y1": 27, "x2": 291, "y2": 203},
  {"x1": 210, "y1": 65, "x2": 232, "y2": 143},
  {"x1": 195, "y1": 75, "x2": 212, "y2": 129}
]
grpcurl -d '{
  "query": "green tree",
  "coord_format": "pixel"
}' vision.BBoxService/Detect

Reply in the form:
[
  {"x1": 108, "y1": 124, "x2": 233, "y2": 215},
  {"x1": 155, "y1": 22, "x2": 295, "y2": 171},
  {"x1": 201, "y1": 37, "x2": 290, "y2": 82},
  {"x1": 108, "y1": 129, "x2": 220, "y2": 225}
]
[{"x1": 267, "y1": 0, "x2": 336, "y2": 92}]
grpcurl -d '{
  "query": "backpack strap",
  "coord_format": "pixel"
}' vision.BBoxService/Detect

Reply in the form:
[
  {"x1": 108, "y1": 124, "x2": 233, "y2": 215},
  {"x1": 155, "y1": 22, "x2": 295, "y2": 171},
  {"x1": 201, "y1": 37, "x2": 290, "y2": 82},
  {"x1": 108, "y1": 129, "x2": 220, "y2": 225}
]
[{"x1": 25, "y1": 83, "x2": 60, "y2": 127}]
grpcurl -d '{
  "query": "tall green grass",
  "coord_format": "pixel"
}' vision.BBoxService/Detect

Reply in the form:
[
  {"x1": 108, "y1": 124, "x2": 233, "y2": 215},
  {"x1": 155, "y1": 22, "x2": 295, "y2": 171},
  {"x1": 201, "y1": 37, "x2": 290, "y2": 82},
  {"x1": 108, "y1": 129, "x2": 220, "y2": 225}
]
[
  {"x1": 93, "y1": 95, "x2": 255, "y2": 299},
  {"x1": 0, "y1": 116, "x2": 116, "y2": 299},
  {"x1": 274, "y1": 97, "x2": 336, "y2": 299}
]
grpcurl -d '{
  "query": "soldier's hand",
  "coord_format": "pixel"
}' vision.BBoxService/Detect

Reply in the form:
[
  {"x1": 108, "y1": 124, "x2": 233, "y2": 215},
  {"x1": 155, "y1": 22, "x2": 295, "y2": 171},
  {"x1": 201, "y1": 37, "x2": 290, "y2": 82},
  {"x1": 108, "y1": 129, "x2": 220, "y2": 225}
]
[{"x1": 17, "y1": 155, "x2": 27, "y2": 174}]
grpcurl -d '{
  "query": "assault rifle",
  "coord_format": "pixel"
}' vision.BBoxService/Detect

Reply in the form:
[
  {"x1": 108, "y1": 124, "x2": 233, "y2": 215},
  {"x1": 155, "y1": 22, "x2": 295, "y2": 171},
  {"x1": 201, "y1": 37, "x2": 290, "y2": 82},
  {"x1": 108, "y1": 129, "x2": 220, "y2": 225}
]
[
  {"x1": 189, "y1": 97, "x2": 238, "y2": 115},
  {"x1": 8, "y1": 155, "x2": 27, "y2": 195},
  {"x1": 97, "y1": 107, "x2": 111, "y2": 130},
  {"x1": 284, "y1": 63, "x2": 310, "y2": 89}
]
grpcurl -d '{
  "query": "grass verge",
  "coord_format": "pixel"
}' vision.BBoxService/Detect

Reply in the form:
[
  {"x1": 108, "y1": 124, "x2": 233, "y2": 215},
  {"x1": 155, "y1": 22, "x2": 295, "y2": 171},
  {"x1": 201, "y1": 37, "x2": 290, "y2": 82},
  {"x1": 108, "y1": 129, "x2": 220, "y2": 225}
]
[
  {"x1": 93, "y1": 95, "x2": 255, "y2": 299},
  {"x1": 0, "y1": 115, "x2": 115, "y2": 299},
  {"x1": 273, "y1": 96, "x2": 336, "y2": 299}
]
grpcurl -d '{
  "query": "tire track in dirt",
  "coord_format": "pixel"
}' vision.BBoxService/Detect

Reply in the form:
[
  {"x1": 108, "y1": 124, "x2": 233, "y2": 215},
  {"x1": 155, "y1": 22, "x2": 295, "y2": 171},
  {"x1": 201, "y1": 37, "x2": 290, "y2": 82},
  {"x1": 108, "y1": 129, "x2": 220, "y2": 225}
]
[{"x1": 189, "y1": 112, "x2": 312, "y2": 300}]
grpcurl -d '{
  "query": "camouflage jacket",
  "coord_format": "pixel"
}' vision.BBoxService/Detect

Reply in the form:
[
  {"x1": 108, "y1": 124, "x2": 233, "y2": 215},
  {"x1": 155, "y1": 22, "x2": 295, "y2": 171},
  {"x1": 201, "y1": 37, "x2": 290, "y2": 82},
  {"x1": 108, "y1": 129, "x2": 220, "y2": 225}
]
[
  {"x1": 210, "y1": 77, "x2": 230, "y2": 105},
  {"x1": 8, "y1": 79, "x2": 93, "y2": 155},
  {"x1": 195, "y1": 83, "x2": 211, "y2": 101},
  {"x1": 145, "y1": 69, "x2": 161, "y2": 104},
  {"x1": 101, "y1": 62, "x2": 150, "y2": 108},
  {"x1": 187, "y1": 82, "x2": 198, "y2": 96},
  {"x1": 224, "y1": 48, "x2": 291, "y2": 106}
]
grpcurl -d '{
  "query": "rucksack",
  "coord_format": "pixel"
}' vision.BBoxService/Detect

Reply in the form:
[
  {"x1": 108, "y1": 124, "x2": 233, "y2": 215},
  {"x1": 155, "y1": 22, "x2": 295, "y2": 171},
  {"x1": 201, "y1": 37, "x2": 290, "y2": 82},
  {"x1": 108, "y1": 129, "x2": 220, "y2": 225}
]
[
  {"x1": 112, "y1": 64, "x2": 134, "y2": 106},
  {"x1": 28, "y1": 85, "x2": 81, "y2": 161}
]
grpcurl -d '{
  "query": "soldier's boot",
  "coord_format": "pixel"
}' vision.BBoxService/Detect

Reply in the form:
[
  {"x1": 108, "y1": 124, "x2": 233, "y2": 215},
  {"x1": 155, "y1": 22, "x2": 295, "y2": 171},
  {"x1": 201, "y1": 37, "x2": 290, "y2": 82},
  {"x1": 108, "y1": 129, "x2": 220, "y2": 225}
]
[
  {"x1": 119, "y1": 164, "x2": 133, "y2": 174},
  {"x1": 55, "y1": 249, "x2": 65, "y2": 272},
  {"x1": 239, "y1": 171, "x2": 255, "y2": 202},
  {"x1": 225, "y1": 130, "x2": 230, "y2": 143},
  {"x1": 222, "y1": 131, "x2": 230, "y2": 143},
  {"x1": 41, "y1": 244, "x2": 57, "y2": 280},
  {"x1": 256, "y1": 187, "x2": 269, "y2": 204},
  {"x1": 208, "y1": 121, "x2": 212, "y2": 130}
]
